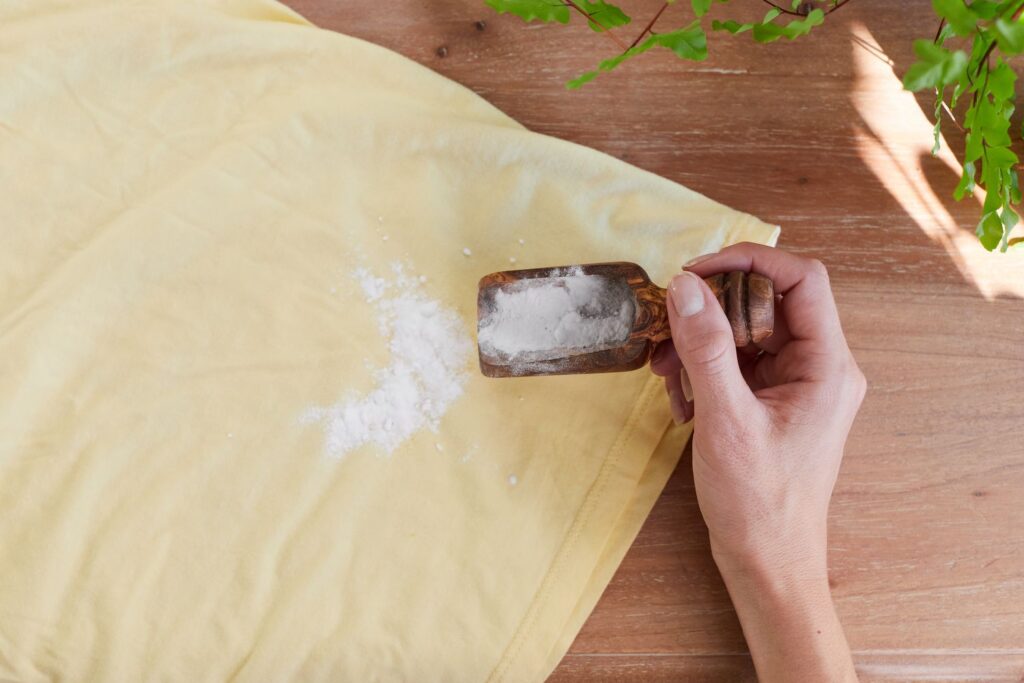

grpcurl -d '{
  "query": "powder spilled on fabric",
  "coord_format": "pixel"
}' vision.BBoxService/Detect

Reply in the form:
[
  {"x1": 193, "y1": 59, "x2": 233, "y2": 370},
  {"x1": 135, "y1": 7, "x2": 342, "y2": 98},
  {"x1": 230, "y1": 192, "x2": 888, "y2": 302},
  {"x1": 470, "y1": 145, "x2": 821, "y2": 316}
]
[
  {"x1": 477, "y1": 267, "x2": 635, "y2": 363},
  {"x1": 302, "y1": 264, "x2": 472, "y2": 459}
]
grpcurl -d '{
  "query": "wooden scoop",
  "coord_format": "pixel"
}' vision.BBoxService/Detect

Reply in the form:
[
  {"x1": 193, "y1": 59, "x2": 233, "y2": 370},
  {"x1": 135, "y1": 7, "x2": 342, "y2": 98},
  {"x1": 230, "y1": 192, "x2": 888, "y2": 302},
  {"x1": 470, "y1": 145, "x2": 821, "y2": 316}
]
[{"x1": 477, "y1": 262, "x2": 774, "y2": 378}]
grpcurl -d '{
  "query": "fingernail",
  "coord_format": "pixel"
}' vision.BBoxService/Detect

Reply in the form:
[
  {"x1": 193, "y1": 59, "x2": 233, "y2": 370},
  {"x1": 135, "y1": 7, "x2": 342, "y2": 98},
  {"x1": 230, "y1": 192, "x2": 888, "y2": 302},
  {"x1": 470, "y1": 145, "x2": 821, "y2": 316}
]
[
  {"x1": 680, "y1": 367, "x2": 693, "y2": 402},
  {"x1": 683, "y1": 252, "x2": 717, "y2": 268},
  {"x1": 669, "y1": 271, "x2": 705, "y2": 317},
  {"x1": 668, "y1": 388, "x2": 687, "y2": 424}
]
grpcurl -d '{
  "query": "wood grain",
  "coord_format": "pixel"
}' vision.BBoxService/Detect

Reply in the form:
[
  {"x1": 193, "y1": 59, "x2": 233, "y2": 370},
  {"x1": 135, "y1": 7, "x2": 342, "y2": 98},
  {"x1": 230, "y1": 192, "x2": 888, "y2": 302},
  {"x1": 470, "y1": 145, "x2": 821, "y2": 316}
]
[{"x1": 281, "y1": 0, "x2": 1024, "y2": 679}]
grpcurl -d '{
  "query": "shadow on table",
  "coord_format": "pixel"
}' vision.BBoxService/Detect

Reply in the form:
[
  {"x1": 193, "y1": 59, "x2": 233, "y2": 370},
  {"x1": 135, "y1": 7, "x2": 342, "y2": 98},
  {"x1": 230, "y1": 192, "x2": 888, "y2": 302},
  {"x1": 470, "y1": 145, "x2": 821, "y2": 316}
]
[{"x1": 846, "y1": 5, "x2": 1024, "y2": 301}]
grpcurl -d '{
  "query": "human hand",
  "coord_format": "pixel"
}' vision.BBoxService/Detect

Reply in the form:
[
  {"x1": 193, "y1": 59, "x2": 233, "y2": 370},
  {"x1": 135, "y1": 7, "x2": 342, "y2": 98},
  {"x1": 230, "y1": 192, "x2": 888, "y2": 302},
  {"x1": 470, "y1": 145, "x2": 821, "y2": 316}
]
[
  {"x1": 650, "y1": 242, "x2": 866, "y2": 577},
  {"x1": 650, "y1": 243, "x2": 864, "y2": 681}
]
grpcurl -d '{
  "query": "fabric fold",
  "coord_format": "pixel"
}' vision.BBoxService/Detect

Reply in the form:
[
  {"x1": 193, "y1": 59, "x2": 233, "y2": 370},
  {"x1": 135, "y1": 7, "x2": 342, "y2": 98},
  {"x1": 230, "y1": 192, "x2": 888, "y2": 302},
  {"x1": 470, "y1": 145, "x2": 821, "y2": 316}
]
[{"x1": 0, "y1": 1, "x2": 779, "y2": 680}]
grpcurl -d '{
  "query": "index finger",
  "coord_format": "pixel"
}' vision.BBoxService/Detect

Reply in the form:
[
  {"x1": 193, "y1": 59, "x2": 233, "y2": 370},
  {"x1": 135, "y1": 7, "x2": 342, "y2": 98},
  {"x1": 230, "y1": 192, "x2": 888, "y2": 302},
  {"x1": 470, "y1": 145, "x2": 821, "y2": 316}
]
[{"x1": 683, "y1": 242, "x2": 844, "y2": 348}]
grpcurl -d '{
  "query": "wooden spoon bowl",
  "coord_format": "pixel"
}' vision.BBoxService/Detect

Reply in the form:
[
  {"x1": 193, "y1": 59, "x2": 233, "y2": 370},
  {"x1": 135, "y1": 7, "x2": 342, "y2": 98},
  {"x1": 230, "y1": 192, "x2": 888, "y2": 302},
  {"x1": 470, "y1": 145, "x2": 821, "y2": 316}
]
[{"x1": 477, "y1": 262, "x2": 774, "y2": 378}]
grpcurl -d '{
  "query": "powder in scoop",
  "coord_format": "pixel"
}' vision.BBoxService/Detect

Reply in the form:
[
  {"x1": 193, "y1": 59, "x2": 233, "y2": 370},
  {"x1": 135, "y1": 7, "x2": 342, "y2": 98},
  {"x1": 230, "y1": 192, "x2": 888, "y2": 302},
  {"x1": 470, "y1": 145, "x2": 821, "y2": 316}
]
[
  {"x1": 478, "y1": 268, "x2": 635, "y2": 363},
  {"x1": 302, "y1": 264, "x2": 472, "y2": 459}
]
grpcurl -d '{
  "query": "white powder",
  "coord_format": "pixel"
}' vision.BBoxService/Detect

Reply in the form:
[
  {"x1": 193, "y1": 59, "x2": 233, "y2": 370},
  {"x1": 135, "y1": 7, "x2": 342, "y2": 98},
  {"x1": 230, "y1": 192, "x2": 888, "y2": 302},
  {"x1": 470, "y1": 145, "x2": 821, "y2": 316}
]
[
  {"x1": 477, "y1": 267, "x2": 635, "y2": 363},
  {"x1": 302, "y1": 265, "x2": 472, "y2": 459},
  {"x1": 353, "y1": 267, "x2": 388, "y2": 302},
  {"x1": 462, "y1": 247, "x2": 472, "y2": 257}
]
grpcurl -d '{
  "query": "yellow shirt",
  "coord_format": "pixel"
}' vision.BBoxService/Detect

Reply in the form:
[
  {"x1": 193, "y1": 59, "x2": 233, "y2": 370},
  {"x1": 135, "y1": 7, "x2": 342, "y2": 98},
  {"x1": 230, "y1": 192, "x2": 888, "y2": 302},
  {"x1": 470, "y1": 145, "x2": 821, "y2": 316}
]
[{"x1": 0, "y1": 1, "x2": 778, "y2": 680}]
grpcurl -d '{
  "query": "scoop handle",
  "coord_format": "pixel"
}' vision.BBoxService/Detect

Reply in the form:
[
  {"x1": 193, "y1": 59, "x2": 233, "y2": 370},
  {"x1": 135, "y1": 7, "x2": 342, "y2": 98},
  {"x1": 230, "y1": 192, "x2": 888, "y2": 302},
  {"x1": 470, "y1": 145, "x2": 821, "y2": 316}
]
[{"x1": 639, "y1": 271, "x2": 775, "y2": 347}]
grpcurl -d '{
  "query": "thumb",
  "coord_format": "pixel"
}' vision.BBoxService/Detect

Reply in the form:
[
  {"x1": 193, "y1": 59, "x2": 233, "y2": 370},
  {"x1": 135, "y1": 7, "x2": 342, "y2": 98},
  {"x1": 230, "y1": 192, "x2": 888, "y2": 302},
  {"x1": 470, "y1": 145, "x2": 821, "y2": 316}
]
[{"x1": 666, "y1": 271, "x2": 752, "y2": 416}]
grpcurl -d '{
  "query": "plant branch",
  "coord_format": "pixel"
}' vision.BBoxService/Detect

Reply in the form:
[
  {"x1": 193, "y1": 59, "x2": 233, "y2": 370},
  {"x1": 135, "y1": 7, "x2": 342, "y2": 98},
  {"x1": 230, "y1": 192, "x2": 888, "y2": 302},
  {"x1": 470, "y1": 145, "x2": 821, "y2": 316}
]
[
  {"x1": 826, "y1": 0, "x2": 854, "y2": 14},
  {"x1": 759, "y1": 0, "x2": 804, "y2": 17},
  {"x1": 970, "y1": 51, "x2": 993, "y2": 117},
  {"x1": 975, "y1": 40, "x2": 997, "y2": 78},
  {"x1": 941, "y1": 100, "x2": 964, "y2": 132},
  {"x1": 932, "y1": 18, "x2": 946, "y2": 43},
  {"x1": 1000, "y1": 0, "x2": 1024, "y2": 19},
  {"x1": 564, "y1": 0, "x2": 629, "y2": 50},
  {"x1": 628, "y1": 1, "x2": 669, "y2": 50},
  {"x1": 759, "y1": 0, "x2": 854, "y2": 18}
]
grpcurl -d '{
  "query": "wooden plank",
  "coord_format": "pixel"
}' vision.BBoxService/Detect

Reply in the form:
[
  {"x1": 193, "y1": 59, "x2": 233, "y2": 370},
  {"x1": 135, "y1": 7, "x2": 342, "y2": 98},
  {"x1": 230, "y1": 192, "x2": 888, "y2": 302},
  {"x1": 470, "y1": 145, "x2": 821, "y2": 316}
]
[
  {"x1": 283, "y1": 0, "x2": 1024, "y2": 678},
  {"x1": 551, "y1": 653, "x2": 1024, "y2": 681}
]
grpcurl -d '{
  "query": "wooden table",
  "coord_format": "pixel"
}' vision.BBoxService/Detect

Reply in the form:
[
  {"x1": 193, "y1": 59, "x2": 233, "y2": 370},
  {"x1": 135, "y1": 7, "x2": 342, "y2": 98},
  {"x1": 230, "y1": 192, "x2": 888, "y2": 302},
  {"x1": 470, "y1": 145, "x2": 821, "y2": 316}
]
[{"x1": 284, "y1": 1, "x2": 1024, "y2": 679}]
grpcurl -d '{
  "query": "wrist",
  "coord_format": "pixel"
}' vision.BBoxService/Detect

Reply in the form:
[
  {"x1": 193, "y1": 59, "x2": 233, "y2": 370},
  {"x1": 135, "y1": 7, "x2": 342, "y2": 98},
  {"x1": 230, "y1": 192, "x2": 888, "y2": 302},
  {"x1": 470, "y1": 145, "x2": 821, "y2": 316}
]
[
  {"x1": 712, "y1": 539, "x2": 856, "y2": 683},
  {"x1": 710, "y1": 534, "x2": 830, "y2": 594},
  {"x1": 712, "y1": 539, "x2": 839, "y2": 651}
]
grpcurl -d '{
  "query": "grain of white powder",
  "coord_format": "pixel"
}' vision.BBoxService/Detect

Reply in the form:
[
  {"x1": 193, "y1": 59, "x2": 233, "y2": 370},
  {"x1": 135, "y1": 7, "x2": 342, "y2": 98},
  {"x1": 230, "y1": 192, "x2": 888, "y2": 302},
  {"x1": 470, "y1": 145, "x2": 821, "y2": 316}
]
[
  {"x1": 477, "y1": 267, "x2": 635, "y2": 363},
  {"x1": 462, "y1": 247, "x2": 472, "y2": 257},
  {"x1": 355, "y1": 268, "x2": 388, "y2": 302},
  {"x1": 302, "y1": 265, "x2": 472, "y2": 459}
]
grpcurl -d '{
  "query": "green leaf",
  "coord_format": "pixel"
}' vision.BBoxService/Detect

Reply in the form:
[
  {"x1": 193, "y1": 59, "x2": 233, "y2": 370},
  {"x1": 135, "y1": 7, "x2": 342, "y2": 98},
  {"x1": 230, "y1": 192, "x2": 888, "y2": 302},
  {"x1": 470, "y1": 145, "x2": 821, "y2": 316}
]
[
  {"x1": 1000, "y1": 204, "x2": 1019, "y2": 251},
  {"x1": 580, "y1": 0, "x2": 631, "y2": 31},
  {"x1": 955, "y1": 160, "x2": 976, "y2": 199},
  {"x1": 964, "y1": 125, "x2": 983, "y2": 163},
  {"x1": 1009, "y1": 169, "x2": 1021, "y2": 204},
  {"x1": 951, "y1": 77, "x2": 967, "y2": 107},
  {"x1": 932, "y1": 87, "x2": 944, "y2": 155},
  {"x1": 969, "y1": 0, "x2": 1001, "y2": 20},
  {"x1": 977, "y1": 211, "x2": 1003, "y2": 251},
  {"x1": 976, "y1": 98, "x2": 1012, "y2": 147},
  {"x1": 713, "y1": 7, "x2": 824, "y2": 43},
  {"x1": 993, "y1": 17, "x2": 1024, "y2": 55},
  {"x1": 567, "y1": 22, "x2": 707, "y2": 88},
  {"x1": 936, "y1": 21, "x2": 957, "y2": 44},
  {"x1": 902, "y1": 40, "x2": 968, "y2": 91},
  {"x1": 566, "y1": 70, "x2": 599, "y2": 89},
  {"x1": 692, "y1": 0, "x2": 712, "y2": 17},
  {"x1": 986, "y1": 145, "x2": 1019, "y2": 168},
  {"x1": 751, "y1": 9, "x2": 824, "y2": 43},
  {"x1": 712, "y1": 18, "x2": 754, "y2": 34},
  {"x1": 484, "y1": 0, "x2": 570, "y2": 23},
  {"x1": 650, "y1": 22, "x2": 709, "y2": 59},
  {"x1": 987, "y1": 59, "x2": 1017, "y2": 100},
  {"x1": 931, "y1": 0, "x2": 977, "y2": 36},
  {"x1": 981, "y1": 155, "x2": 1003, "y2": 214}
]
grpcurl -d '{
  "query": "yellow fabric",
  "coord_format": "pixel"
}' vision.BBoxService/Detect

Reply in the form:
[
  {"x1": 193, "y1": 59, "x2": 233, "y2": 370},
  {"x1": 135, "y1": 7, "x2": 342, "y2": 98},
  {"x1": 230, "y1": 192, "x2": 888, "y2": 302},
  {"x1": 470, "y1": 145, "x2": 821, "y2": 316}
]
[{"x1": 0, "y1": 1, "x2": 779, "y2": 680}]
